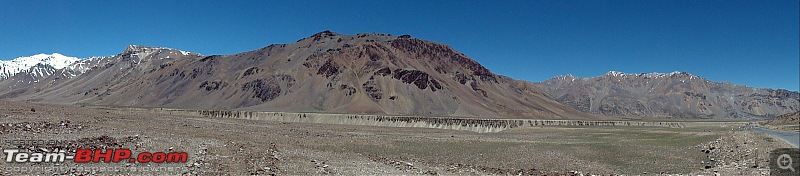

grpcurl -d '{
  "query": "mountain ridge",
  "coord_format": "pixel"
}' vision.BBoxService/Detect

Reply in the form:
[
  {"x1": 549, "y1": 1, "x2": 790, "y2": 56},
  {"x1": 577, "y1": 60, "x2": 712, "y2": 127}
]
[
  {"x1": 1, "y1": 31, "x2": 796, "y2": 120},
  {"x1": 536, "y1": 71, "x2": 799, "y2": 119},
  {"x1": 0, "y1": 31, "x2": 593, "y2": 119},
  {"x1": 0, "y1": 53, "x2": 79, "y2": 80}
]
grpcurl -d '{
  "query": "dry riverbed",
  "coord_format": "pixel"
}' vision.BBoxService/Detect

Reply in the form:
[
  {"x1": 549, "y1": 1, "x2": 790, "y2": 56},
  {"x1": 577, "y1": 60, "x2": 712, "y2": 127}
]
[{"x1": 0, "y1": 101, "x2": 790, "y2": 175}]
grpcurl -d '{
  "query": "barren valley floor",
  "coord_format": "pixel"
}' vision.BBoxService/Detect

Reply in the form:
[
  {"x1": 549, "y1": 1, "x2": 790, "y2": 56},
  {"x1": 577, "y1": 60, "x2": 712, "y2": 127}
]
[{"x1": 0, "y1": 101, "x2": 792, "y2": 175}]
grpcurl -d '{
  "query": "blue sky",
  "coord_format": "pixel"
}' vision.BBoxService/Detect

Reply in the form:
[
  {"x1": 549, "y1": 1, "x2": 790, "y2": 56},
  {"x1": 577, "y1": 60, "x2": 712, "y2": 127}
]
[{"x1": 1, "y1": 0, "x2": 798, "y2": 91}]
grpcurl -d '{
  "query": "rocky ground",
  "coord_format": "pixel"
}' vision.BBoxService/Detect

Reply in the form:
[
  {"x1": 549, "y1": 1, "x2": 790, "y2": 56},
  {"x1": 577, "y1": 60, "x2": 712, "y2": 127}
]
[
  {"x1": 692, "y1": 127, "x2": 794, "y2": 175},
  {"x1": 0, "y1": 100, "x2": 791, "y2": 175}
]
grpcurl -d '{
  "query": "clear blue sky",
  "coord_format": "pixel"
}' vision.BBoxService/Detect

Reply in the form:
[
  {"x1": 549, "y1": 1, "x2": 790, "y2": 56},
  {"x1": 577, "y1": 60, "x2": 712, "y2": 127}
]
[{"x1": 1, "y1": 0, "x2": 798, "y2": 91}]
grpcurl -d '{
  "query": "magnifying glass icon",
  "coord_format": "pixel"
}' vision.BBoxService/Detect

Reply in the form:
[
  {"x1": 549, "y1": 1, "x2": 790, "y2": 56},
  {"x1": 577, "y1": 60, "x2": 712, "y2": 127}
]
[{"x1": 777, "y1": 154, "x2": 795, "y2": 172}]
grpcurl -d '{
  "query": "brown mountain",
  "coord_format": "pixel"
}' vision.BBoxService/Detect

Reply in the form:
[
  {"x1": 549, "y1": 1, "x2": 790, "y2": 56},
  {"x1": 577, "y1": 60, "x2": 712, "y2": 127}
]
[
  {"x1": 0, "y1": 31, "x2": 594, "y2": 119},
  {"x1": 765, "y1": 111, "x2": 800, "y2": 126},
  {"x1": 535, "y1": 71, "x2": 800, "y2": 119}
]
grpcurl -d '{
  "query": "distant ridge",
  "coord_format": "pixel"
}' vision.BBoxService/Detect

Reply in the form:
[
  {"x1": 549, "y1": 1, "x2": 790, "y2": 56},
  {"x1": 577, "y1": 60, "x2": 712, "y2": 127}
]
[
  {"x1": 1, "y1": 32, "x2": 796, "y2": 119},
  {"x1": 0, "y1": 31, "x2": 592, "y2": 119},
  {"x1": 536, "y1": 71, "x2": 799, "y2": 119}
]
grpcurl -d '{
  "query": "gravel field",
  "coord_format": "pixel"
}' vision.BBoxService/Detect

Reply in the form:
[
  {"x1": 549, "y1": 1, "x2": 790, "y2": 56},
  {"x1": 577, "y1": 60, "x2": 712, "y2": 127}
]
[{"x1": 0, "y1": 101, "x2": 791, "y2": 175}]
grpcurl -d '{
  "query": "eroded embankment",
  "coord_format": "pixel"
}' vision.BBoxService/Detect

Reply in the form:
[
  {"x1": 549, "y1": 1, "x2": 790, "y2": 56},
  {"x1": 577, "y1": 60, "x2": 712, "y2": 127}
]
[{"x1": 154, "y1": 109, "x2": 745, "y2": 133}]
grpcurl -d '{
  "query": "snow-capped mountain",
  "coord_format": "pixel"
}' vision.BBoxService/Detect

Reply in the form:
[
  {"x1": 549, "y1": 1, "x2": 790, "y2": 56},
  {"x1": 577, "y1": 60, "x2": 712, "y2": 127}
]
[
  {"x1": 0, "y1": 45, "x2": 199, "y2": 92},
  {"x1": 123, "y1": 45, "x2": 198, "y2": 57},
  {"x1": 0, "y1": 32, "x2": 591, "y2": 119},
  {"x1": 603, "y1": 71, "x2": 702, "y2": 79},
  {"x1": 536, "y1": 71, "x2": 799, "y2": 119},
  {"x1": 0, "y1": 32, "x2": 795, "y2": 120},
  {"x1": 0, "y1": 45, "x2": 200, "y2": 82},
  {"x1": 64, "y1": 56, "x2": 110, "y2": 74},
  {"x1": 552, "y1": 71, "x2": 702, "y2": 82},
  {"x1": 0, "y1": 53, "x2": 79, "y2": 80}
]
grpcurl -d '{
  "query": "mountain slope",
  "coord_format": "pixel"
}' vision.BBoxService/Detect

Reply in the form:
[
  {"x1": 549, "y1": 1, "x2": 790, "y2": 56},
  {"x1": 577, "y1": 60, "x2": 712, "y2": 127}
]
[
  {"x1": 0, "y1": 54, "x2": 114, "y2": 96},
  {"x1": 0, "y1": 53, "x2": 79, "y2": 80},
  {"x1": 764, "y1": 111, "x2": 800, "y2": 126},
  {"x1": 1, "y1": 32, "x2": 595, "y2": 119},
  {"x1": 536, "y1": 71, "x2": 799, "y2": 119}
]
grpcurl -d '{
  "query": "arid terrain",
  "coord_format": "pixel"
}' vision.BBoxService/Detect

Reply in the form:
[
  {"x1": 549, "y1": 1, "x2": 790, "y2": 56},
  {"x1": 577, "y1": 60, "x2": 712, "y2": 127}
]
[
  {"x1": 0, "y1": 100, "x2": 793, "y2": 175},
  {"x1": 536, "y1": 72, "x2": 799, "y2": 119},
  {"x1": 0, "y1": 30, "x2": 794, "y2": 176},
  {"x1": 762, "y1": 111, "x2": 800, "y2": 132},
  {"x1": 2, "y1": 32, "x2": 796, "y2": 121},
  {"x1": 1, "y1": 0, "x2": 797, "y2": 174}
]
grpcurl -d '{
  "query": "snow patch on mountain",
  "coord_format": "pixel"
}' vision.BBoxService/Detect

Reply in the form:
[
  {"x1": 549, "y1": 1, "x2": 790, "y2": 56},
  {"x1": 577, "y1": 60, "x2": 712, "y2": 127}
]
[
  {"x1": 602, "y1": 71, "x2": 698, "y2": 79},
  {"x1": 0, "y1": 53, "x2": 80, "y2": 79},
  {"x1": 66, "y1": 56, "x2": 112, "y2": 74},
  {"x1": 549, "y1": 71, "x2": 703, "y2": 83},
  {"x1": 125, "y1": 45, "x2": 200, "y2": 57}
]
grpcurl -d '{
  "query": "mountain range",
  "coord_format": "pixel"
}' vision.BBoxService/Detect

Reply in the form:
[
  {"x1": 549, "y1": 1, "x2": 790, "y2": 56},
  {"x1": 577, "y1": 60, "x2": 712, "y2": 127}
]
[
  {"x1": 536, "y1": 72, "x2": 798, "y2": 119},
  {"x1": 1, "y1": 31, "x2": 797, "y2": 119},
  {"x1": 0, "y1": 53, "x2": 78, "y2": 81}
]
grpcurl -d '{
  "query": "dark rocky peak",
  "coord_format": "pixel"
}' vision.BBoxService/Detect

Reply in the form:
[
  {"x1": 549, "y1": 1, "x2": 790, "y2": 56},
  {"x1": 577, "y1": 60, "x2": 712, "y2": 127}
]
[
  {"x1": 768, "y1": 89, "x2": 800, "y2": 99},
  {"x1": 30, "y1": 63, "x2": 57, "y2": 72},
  {"x1": 305, "y1": 30, "x2": 393, "y2": 44},
  {"x1": 295, "y1": 31, "x2": 499, "y2": 86},
  {"x1": 389, "y1": 38, "x2": 494, "y2": 79},
  {"x1": 263, "y1": 44, "x2": 287, "y2": 49},
  {"x1": 297, "y1": 31, "x2": 398, "y2": 44},
  {"x1": 311, "y1": 30, "x2": 340, "y2": 41},
  {"x1": 355, "y1": 32, "x2": 394, "y2": 38}
]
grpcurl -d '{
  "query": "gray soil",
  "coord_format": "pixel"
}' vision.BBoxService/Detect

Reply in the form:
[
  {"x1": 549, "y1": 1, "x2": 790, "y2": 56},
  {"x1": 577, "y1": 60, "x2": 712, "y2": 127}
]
[{"x1": 0, "y1": 101, "x2": 792, "y2": 175}]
